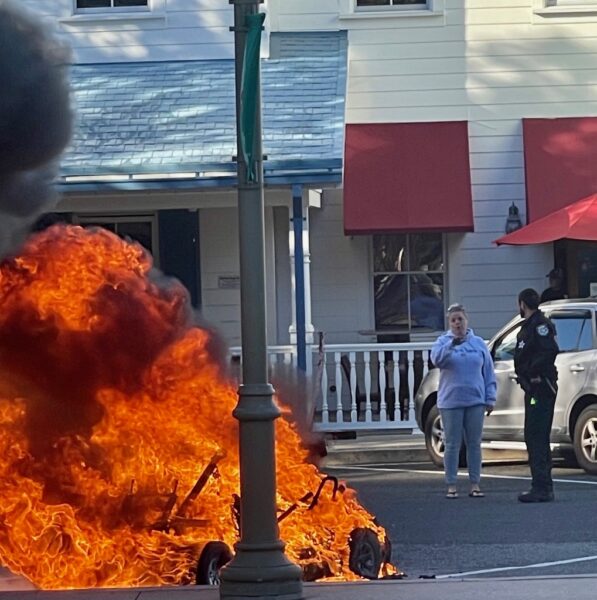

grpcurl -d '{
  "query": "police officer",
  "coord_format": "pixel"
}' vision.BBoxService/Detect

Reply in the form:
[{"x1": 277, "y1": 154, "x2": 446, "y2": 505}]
[{"x1": 514, "y1": 288, "x2": 559, "y2": 503}]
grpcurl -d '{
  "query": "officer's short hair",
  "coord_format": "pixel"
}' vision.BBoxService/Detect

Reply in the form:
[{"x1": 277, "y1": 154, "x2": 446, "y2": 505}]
[{"x1": 518, "y1": 288, "x2": 540, "y2": 310}]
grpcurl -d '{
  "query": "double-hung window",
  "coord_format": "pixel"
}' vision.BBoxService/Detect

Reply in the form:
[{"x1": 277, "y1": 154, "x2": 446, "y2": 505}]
[
  {"x1": 373, "y1": 233, "x2": 445, "y2": 333},
  {"x1": 356, "y1": 0, "x2": 428, "y2": 8},
  {"x1": 75, "y1": 0, "x2": 149, "y2": 11},
  {"x1": 74, "y1": 214, "x2": 158, "y2": 262}
]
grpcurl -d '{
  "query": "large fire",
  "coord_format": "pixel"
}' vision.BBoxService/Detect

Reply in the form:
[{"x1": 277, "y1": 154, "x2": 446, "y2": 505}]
[{"x1": 0, "y1": 224, "x2": 393, "y2": 590}]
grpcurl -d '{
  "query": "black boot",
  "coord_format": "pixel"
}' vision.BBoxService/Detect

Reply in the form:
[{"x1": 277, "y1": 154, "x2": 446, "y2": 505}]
[{"x1": 518, "y1": 490, "x2": 554, "y2": 503}]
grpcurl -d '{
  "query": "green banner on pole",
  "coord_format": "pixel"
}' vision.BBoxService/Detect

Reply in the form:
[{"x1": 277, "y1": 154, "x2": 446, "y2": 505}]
[{"x1": 240, "y1": 12, "x2": 265, "y2": 183}]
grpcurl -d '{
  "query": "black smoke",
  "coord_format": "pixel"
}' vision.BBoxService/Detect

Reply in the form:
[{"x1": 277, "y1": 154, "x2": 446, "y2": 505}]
[{"x1": 0, "y1": 0, "x2": 72, "y2": 257}]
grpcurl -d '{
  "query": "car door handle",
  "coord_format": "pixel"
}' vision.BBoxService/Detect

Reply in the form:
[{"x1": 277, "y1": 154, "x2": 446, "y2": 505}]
[{"x1": 569, "y1": 365, "x2": 585, "y2": 373}]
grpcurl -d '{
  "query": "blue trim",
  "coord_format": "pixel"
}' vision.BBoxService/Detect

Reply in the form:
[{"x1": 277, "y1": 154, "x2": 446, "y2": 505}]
[
  {"x1": 292, "y1": 184, "x2": 306, "y2": 373},
  {"x1": 56, "y1": 170, "x2": 341, "y2": 193},
  {"x1": 60, "y1": 158, "x2": 342, "y2": 177}
]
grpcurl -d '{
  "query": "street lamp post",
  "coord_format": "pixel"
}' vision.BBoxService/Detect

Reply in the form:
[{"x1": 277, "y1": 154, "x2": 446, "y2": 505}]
[{"x1": 219, "y1": 1, "x2": 304, "y2": 598}]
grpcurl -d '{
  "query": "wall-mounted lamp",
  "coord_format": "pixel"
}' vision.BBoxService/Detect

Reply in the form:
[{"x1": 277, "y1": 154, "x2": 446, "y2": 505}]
[{"x1": 505, "y1": 202, "x2": 523, "y2": 234}]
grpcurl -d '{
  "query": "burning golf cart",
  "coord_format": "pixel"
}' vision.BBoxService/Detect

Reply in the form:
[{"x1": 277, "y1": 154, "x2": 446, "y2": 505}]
[{"x1": 121, "y1": 451, "x2": 394, "y2": 585}]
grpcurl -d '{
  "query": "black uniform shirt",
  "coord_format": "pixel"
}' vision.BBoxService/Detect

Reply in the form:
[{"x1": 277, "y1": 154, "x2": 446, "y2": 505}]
[{"x1": 514, "y1": 310, "x2": 559, "y2": 382}]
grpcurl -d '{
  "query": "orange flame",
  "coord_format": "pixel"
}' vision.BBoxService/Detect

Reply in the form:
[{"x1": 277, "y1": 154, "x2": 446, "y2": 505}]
[{"x1": 0, "y1": 225, "x2": 395, "y2": 589}]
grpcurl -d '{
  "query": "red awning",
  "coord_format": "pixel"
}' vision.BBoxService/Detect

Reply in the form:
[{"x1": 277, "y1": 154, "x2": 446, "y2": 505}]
[
  {"x1": 524, "y1": 117, "x2": 597, "y2": 222},
  {"x1": 343, "y1": 122, "x2": 474, "y2": 235},
  {"x1": 495, "y1": 193, "x2": 597, "y2": 246}
]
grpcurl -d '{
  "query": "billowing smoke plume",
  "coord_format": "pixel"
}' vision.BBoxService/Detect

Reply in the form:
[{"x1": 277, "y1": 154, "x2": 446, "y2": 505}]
[{"x1": 0, "y1": 0, "x2": 73, "y2": 258}]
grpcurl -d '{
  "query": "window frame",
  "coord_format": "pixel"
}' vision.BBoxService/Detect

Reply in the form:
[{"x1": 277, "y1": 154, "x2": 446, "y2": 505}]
[
  {"x1": 75, "y1": 0, "x2": 149, "y2": 13},
  {"x1": 340, "y1": 0, "x2": 444, "y2": 19},
  {"x1": 73, "y1": 214, "x2": 159, "y2": 267},
  {"x1": 355, "y1": 0, "x2": 429, "y2": 11},
  {"x1": 371, "y1": 233, "x2": 446, "y2": 335},
  {"x1": 63, "y1": 1, "x2": 164, "y2": 25},
  {"x1": 546, "y1": 309, "x2": 595, "y2": 352},
  {"x1": 534, "y1": 0, "x2": 597, "y2": 16},
  {"x1": 547, "y1": 0, "x2": 597, "y2": 6}
]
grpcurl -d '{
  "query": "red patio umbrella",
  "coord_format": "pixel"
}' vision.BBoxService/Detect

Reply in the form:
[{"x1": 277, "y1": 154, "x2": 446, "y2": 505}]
[{"x1": 494, "y1": 193, "x2": 597, "y2": 245}]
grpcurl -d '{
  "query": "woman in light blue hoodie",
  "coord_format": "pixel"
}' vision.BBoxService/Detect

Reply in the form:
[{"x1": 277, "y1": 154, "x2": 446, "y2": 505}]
[{"x1": 431, "y1": 303, "x2": 497, "y2": 499}]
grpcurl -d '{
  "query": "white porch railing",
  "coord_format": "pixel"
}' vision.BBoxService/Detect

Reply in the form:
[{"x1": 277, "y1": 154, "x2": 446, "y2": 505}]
[{"x1": 228, "y1": 341, "x2": 434, "y2": 433}]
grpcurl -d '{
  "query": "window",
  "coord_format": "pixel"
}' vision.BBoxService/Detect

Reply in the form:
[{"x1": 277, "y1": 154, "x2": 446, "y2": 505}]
[
  {"x1": 373, "y1": 233, "x2": 444, "y2": 333},
  {"x1": 493, "y1": 324, "x2": 522, "y2": 362},
  {"x1": 76, "y1": 0, "x2": 148, "y2": 11},
  {"x1": 549, "y1": 311, "x2": 594, "y2": 352},
  {"x1": 356, "y1": 0, "x2": 427, "y2": 8},
  {"x1": 546, "y1": 0, "x2": 597, "y2": 6},
  {"x1": 74, "y1": 215, "x2": 158, "y2": 264}
]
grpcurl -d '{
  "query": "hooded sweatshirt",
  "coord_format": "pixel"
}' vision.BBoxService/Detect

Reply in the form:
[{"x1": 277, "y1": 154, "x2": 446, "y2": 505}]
[{"x1": 430, "y1": 328, "x2": 497, "y2": 410}]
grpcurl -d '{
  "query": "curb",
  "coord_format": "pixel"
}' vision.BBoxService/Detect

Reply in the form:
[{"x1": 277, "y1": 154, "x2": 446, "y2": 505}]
[
  {"x1": 321, "y1": 445, "x2": 528, "y2": 468},
  {"x1": 322, "y1": 446, "x2": 429, "y2": 467}
]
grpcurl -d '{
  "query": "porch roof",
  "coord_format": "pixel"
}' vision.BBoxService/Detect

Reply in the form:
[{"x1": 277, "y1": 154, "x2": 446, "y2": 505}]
[{"x1": 58, "y1": 32, "x2": 347, "y2": 192}]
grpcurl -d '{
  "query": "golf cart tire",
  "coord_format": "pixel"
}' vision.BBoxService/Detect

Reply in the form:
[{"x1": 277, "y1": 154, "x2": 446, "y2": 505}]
[
  {"x1": 196, "y1": 541, "x2": 233, "y2": 586},
  {"x1": 348, "y1": 527, "x2": 382, "y2": 580}
]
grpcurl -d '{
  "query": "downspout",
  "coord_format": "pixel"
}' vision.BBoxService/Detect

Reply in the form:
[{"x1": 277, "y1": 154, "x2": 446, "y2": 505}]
[{"x1": 292, "y1": 184, "x2": 306, "y2": 371}]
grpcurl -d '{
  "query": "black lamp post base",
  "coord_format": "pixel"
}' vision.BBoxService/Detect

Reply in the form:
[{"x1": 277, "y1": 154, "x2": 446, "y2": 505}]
[{"x1": 219, "y1": 547, "x2": 304, "y2": 599}]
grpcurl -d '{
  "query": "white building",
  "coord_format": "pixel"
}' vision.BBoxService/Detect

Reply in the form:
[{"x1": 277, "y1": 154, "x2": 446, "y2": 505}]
[
  {"x1": 276, "y1": 0, "x2": 597, "y2": 343},
  {"x1": 26, "y1": 0, "x2": 597, "y2": 351}
]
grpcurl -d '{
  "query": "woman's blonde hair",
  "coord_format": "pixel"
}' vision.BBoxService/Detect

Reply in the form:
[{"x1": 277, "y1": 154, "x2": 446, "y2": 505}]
[{"x1": 447, "y1": 303, "x2": 467, "y2": 317}]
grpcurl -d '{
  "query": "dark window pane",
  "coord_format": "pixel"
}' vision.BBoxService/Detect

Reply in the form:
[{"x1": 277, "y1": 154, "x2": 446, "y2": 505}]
[
  {"x1": 374, "y1": 274, "x2": 409, "y2": 329},
  {"x1": 114, "y1": 0, "x2": 148, "y2": 6},
  {"x1": 77, "y1": 0, "x2": 111, "y2": 7},
  {"x1": 373, "y1": 235, "x2": 407, "y2": 272},
  {"x1": 410, "y1": 273, "x2": 444, "y2": 331},
  {"x1": 31, "y1": 213, "x2": 73, "y2": 232},
  {"x1": 577, "y1": 247, "x2": 597, "y2": 297},
  {"x1": 550, "y1": 312, "x2": 593, "y2": 352},
  {"x1": 82, "y1": 222, "x2": 117, "y2": 234},
  {"x1": 409, "y1": 233, "x2": 443, "y2": 272},
  {"x1": 357, "y1": 0, "x2": 426, "y2": 5},
  {"x1": 115, "y1": 221, "x2": 153, "y2": 253}
]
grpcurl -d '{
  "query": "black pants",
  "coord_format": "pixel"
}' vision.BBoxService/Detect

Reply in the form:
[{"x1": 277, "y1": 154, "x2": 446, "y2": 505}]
[{"x1": 524, "y1": 386, "x2": 556, "y2": 494}]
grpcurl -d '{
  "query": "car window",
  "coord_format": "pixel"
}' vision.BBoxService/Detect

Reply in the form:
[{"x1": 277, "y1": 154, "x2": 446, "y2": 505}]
[
  {"x1": 493, "y1": 324, "x2": 522, "y2": 361},
  {"x1": 549, "y1": 310, "x2": 593, "y2": 352}
]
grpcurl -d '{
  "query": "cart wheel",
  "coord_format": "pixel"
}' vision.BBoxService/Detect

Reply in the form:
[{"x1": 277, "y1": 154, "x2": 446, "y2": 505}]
[
  {"x1": 196, "y1": 541, "x2": 233, "y2": 586},
  {"x1": 348, "y1": 527, "x2": 382, "y2": 580}
]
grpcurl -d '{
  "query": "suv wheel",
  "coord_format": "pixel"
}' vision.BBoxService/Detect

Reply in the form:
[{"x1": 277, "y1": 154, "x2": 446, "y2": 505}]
[
  {"x1": 573, "y1": 406, "x2": 597, "y2": 475},
  {"x1": 424, "y1": 405, "x2": 467, "y2": 468}
]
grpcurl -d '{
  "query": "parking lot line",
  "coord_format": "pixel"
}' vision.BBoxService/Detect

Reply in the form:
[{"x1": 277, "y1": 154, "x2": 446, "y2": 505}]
[
  {"x1": 334, "y1": 465, "x2": 597, "y2": 485},
  {"x1": 436, "y1": 554, "x2": 597, "y2": 579}
]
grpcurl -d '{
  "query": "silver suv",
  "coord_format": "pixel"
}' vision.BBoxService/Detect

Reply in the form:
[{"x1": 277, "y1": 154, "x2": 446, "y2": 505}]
[{"x1": 415, "y1": 299, "x2": 597, "y2": 474}]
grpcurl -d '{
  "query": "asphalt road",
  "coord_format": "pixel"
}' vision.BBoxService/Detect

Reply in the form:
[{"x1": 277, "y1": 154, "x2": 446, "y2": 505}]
[{"x1": 325, "y1": 459, "x2": 597, "y2": 581}]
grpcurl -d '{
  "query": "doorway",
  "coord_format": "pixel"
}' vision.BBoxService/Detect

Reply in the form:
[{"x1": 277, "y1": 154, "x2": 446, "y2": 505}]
[{"x1": 556, "y1": 240, "x2": 597, "y2": 298}]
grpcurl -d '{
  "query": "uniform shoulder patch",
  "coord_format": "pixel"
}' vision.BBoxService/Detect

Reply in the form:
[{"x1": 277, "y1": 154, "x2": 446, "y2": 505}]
[{"x1": 537, "y1": 324, "x2": 549, "y2": 336}]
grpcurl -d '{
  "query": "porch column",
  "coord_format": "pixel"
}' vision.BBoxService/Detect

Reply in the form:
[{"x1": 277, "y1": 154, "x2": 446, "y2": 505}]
[{"x1": 289, "y1": 185, "x2": 314, "y2": 373}]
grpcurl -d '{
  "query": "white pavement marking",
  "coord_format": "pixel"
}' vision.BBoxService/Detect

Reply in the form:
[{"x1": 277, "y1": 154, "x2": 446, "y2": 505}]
[
  {"x1": 436, "y1": 554, "x2": 597, "y2": 579},
  {"x1": 333, "y1": 465, "x2": 597, "y2": 485}
]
